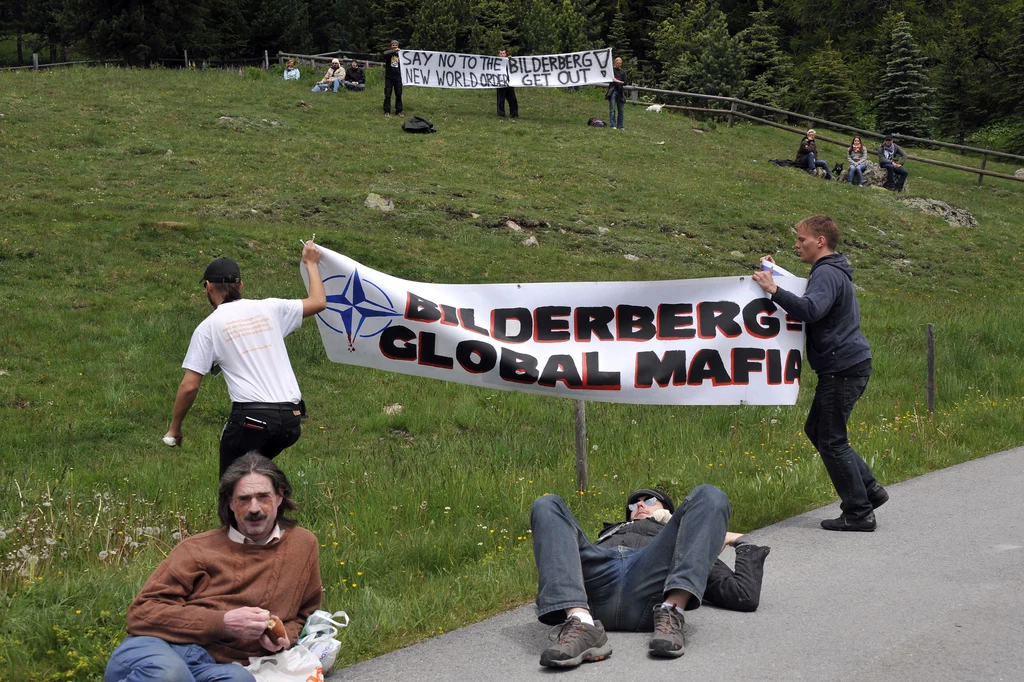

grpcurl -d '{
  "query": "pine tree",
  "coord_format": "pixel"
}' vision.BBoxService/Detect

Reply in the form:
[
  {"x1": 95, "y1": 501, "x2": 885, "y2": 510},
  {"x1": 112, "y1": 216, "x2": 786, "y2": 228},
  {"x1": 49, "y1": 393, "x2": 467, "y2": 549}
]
[
  {"x1": 876, "y1": 12, "x2": 934, "y2": 137},
  {"x1": 660, "y1": 0, "x2": 740, "y2": 97},
  {"x1": 736, "y1": 1, "x2": 793, "y2": 109},
  {"x1": 554, "y1": 0, "x2": 591, "y2": 53},
  {"x1": 465, "y1": 0, "x2": 510, "y2": 54},
  {"x1": 934, "y1": 10, "x2": 983, "y2": 145},
  {"x1": 802, "y1": 41, "x2": 860, "y2": 125},
  {"x1": 510, "y1": 0, "x2": 557, "y2": 55},
  {"x1": 607, "y1": 0, "x2": 632, "y2": 64},
  {"x1": 1004, "y1": 4, "x2": 1024, "y2": 114}
]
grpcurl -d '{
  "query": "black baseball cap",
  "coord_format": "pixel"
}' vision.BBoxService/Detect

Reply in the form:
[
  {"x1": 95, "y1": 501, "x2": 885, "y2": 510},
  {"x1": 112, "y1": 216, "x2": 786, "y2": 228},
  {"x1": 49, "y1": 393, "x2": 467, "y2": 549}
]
[
  {"x1": 201, "y1": 257, "x2": 241, "y2": 284},
  {"x1": 625, "y1": 488, "x2": 675, "y2": 520}
]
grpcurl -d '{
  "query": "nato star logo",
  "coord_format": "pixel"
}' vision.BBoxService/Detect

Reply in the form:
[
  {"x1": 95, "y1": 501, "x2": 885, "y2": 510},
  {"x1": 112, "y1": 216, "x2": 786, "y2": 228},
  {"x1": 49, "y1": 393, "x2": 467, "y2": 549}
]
[{"x1": 320, "y1": 269, "x2": 402, "y2": 351}]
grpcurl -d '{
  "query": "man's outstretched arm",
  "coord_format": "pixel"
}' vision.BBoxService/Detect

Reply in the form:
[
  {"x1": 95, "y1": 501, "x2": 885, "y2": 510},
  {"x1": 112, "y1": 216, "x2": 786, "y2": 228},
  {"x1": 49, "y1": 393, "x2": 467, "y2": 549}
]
[
  {"x1": 301, "y1": 240, "x2": 327, "y2": 318},
  {"x1": 164, "y1": 370, "x2": 203, "y2": 445}
]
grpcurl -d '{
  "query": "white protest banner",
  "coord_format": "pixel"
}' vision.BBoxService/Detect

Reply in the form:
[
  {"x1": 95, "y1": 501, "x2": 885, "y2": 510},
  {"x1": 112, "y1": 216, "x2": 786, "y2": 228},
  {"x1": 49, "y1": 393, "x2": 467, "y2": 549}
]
[
  {"x1": 401, "y1": 50, "x2": 509, "y2": 89},
  {"x1": 508, "y1": 48, "x2": 613, "y2": 88},
  {"x1": 302, "y1": 246, "x2": 807, "y2": 405}
]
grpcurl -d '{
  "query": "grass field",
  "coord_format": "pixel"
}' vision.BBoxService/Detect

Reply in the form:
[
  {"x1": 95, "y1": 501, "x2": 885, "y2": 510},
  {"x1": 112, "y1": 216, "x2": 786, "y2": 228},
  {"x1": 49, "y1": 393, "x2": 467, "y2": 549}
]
[{"x1": 1, "y1": 65, "x2": 1023, "y2": 680}]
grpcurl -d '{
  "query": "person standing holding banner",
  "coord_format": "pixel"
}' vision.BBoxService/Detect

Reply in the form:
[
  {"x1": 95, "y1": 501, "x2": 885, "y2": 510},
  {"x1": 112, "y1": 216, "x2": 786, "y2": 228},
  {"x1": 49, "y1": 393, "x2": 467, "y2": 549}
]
[
  {"x1": 607, "y1": 57, "x2": 627, "y2": 130},
  {"x1": 383, "y1": 40, "x2": 404, "y2": 117},
  {"x1": 496, "y1": 48, "x2": 519, "y2": 119},
  {"x1": 751, "y1": 216, "x2": 888, "y2": 531}
]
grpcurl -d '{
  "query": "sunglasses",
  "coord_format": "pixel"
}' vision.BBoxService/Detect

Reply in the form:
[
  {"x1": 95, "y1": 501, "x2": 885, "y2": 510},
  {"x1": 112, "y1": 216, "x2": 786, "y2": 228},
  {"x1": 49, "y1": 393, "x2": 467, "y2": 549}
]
[{"x1": 627, "y1": 496, "x2": 659, "y2": 512}]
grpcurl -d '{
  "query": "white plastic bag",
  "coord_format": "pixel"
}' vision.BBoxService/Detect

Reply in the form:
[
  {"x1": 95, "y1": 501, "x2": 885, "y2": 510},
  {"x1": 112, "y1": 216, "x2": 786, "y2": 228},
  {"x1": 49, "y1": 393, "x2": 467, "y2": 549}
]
[
  {"x1": 298, "y1": 609, "x2": 350, "y2": 672},
  {"x1": 245, "y1": 644, "x2": 323, "y2": 682}
]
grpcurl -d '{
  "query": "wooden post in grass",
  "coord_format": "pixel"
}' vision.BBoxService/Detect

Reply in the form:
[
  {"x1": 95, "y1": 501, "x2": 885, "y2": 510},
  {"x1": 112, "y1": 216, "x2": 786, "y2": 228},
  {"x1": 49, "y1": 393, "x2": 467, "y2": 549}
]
[
  {"x1": 574, "y1": 400, "x2": 588, "y2": 492},
  {"x1": 32, "y1": 53, "x2": 39, "y2": 70},
  {"x1": 977, "y1": 148, "x2": 989, "y2": 186},
  {"x1": 927, "y1": 324, "x2": 935, "y2": 415},
  {"x1": 184, "y1": 50, "x2": 188, "y2": 70},
  {"x1": 728, "y1": 101, "x2": 737, "y2": 128},
  {"x1": 264, "y1": 51, "x2": 269, "y2": 70}
]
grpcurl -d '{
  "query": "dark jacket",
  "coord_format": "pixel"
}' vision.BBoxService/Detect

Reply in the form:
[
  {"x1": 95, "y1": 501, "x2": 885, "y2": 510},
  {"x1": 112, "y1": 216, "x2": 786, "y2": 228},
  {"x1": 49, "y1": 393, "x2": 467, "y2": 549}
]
[
  {"x1": 770, "y1": 253, "x2": 872, "y2": 375},
  {"x1": 347, "y1": 66, "x2": 365, "y2": 84},
  {"x1": 596, "y1": 518, "x2": 764, "y2": 612},
  {"x1": 383, "y1": 48, "x2": 402, "y2": 82},
  {"x1": 608, "y1": 67, "x2": 627, "y2": 98},
  {"x1": 795, "y1": 137, "x2": 817, "y2": 165}
]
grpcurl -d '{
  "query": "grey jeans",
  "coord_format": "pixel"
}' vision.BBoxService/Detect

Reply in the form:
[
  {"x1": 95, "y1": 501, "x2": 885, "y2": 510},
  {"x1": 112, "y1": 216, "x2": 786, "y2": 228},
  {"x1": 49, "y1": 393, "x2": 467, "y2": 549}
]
[{"x1": 531, "y1": 485, "x2": 730, "y2": 630}]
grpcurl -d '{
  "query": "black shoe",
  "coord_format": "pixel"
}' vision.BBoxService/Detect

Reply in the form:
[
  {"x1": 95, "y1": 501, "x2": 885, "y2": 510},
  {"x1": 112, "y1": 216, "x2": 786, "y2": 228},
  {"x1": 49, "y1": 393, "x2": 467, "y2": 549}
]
[
  {"x1": 867, "y1": 483, "x2": 889, "y2": 510},
  {"x1": 821, "y1": 512, "x2": 876, "y2": 532},
  {"x1": 734, "y1": 542, "x2": 771, "y2": 561}
]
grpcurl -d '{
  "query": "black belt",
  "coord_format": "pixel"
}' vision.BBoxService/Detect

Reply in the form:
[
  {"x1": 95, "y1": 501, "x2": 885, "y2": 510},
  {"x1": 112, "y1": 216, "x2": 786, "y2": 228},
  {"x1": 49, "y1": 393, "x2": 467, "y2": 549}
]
[{"x1": 232, "y1": 402, "x2": 299, "y2": 411}]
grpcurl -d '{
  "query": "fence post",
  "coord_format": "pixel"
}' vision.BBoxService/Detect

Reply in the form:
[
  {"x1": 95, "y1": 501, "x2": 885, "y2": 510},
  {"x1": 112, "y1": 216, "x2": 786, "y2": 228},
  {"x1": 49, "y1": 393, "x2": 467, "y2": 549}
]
[
  {"x1": 32, "y1": 53, "x2": 39, "y2": 70},
  {"x1": 574, "y1": 400, "x2": 588, "y2": 493},
  {"x1": 184, "y1": 50, "x2": 188, "y2": 70},
  {"x1": 264, "y1": 50, "x2": 269, "y2": 70},
  {"x1": 631, "y1": 87, "x2": 638, "y2": 104},
  {"x1": 977, "y1": 147, "x2": 989, "y2": 186},
  {"x1": 927, "y1": 323, "x2": 935, "y2": 415},
  {"x1": 728, "y1": 101, "x2": 737, "y2": 128}
]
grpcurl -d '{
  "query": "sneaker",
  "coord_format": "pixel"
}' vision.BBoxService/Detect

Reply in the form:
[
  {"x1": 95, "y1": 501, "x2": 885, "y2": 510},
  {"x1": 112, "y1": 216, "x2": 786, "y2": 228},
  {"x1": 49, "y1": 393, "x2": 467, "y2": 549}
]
[
  {"x1": 539, "y1": 617, "x2": 612, "y2": 668},
  {"x1": 398, "y1": 112, "x2": 405, "y2": 118},
  {"x1": 867, "y1": 483, "x2": 889, "y2": 510},
  {"x1": 820, "y1": 512, "x2": 876, "y2": 532},
  {"x1": 384, "y1": 113, "x2": 390, "y2": 117},
  {"x1": 649, "y1": 604, "x2": 685, "y2": 658}
]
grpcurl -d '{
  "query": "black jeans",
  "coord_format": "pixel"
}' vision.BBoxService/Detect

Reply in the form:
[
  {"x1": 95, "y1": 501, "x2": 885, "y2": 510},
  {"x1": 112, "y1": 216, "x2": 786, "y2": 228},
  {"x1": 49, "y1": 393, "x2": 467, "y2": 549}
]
[
  {"x1": 805, "y1": 373, "x2": 877, "y2": 519},
  {"x1": 497, "y1": 87, "x2": 518, "y2": 118},
  {"x1": 219, "y1": 405, "x2": 302, "y2": 476},
  {"x1": 384, "y1": 79, "x2": 403, "y2": 114},
  {"x1": 703, "y1": 545, "x2": 769, "y2": 612}
]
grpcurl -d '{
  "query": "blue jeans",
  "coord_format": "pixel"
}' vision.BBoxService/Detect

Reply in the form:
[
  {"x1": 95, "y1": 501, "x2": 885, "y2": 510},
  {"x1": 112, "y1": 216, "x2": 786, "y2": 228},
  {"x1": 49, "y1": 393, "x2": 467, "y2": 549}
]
[
  {"x1": 531, "y1": 485, "x2": 729, "y2": 631},
  {"x1": 847, "y1": 163, "x2": 866, "y2": 185},
  {"x1": 105, "y1": 636, "x2": 255, "y2": 682},
  {"x1": 343, "y1": 81, "x2": 365, "y2": 90},
  {"x1": 880, "y1": 162, "x2": 908, "y2": 190},
  {"x1": 806, "y1": 152, "x2": 832, "y2": 179},
  {"x1": 805, "y1": 373, "x2": 877, "y2": 519},
  {"x1": 312, "y1": 80, "x2": 340, "y2": 92},
  {"x1": 608, "y1": 91, "x2": 625, "y2": 129}
]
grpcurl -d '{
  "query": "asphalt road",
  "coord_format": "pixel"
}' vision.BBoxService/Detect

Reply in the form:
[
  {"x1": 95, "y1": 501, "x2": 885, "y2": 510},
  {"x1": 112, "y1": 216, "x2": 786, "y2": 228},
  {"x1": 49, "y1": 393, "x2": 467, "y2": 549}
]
[{"x1": 330, "y1": 446, "x2": 1024, "y2": 681}]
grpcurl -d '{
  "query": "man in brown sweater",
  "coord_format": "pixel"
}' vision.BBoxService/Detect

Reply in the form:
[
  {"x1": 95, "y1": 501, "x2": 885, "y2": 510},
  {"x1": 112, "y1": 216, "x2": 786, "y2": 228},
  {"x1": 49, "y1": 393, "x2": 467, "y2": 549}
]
[{"x1": 105, "y1": 453, "x2": 322, "y2": 682}]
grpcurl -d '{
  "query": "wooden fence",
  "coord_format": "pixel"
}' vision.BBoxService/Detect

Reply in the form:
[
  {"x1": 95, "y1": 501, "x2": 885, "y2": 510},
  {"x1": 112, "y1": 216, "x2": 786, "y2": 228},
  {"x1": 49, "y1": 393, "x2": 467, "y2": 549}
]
[{"x1": 625, "y1": 86, "x2": 1024, "y2": 185}]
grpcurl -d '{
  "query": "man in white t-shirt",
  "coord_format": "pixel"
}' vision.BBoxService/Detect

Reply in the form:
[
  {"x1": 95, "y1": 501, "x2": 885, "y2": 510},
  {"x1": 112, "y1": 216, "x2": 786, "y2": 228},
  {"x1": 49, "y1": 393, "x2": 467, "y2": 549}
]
[{"x1": 163, "y1": 241, "x2": 326, "y2": 475}]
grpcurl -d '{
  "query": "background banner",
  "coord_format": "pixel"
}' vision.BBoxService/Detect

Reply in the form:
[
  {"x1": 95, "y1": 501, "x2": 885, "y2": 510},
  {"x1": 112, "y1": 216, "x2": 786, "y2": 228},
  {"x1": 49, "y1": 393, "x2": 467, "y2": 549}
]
[
  {"x1": 400, "y1": 48, "x2": 614, "y2": 89},
  {"x1": 303, "y1": 247, "x2": 808, "y2": 405}
]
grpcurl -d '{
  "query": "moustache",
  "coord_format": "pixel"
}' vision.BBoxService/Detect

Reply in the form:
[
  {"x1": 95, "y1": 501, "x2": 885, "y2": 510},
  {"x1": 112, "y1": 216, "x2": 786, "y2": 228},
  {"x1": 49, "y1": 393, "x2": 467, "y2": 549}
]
[{"x1": 245, "y1": 512, "x2": 267, "y2": 522}]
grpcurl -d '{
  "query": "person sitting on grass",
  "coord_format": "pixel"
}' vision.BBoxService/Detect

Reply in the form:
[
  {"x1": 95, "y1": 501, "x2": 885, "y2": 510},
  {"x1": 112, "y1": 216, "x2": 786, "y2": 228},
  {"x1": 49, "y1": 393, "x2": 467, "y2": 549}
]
[
  {"x1": 104, "y1": 454, "x2": 322, "y2": 682},
  {"x1": 343, "y1": 60, "x2": 366, "y2": 91},
  {"x1": 311, "y1": 59, "x2": 345, "y2": 93},
  {"x1": 531, "y1": 486, "x2": 770, "y2": 669},
  {"x1": 282, "y1": 59, "x2": 300, "y2": 81},
  {"x1": 795, "y1": 129, "x2": 834, "y2": 180},
  {"x1": 878, "y1": 136, "x2": 909, "y2": 192},
  {"x1": 846, "y1": 136, "x2": 868, "y2": 186}
]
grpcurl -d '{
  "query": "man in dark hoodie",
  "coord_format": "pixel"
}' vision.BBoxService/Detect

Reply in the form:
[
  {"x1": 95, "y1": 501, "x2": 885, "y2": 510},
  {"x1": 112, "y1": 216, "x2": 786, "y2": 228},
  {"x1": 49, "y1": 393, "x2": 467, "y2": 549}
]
[
  {"x1": 752, "y1": 215, "x2": 888, "y2": 532},
  {"x1": 382, "y1": 40, "x2": 403, "y2": 117},
  {"x1": 530, "y1": 485, "x2": 767, "y2": 668}
]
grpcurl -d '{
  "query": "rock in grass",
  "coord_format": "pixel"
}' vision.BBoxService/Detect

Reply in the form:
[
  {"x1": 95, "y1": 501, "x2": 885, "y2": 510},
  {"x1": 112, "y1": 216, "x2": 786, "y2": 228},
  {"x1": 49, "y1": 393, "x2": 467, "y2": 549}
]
[
  {"x1": 364, "y1": 193, "x2": 394, "y2": 211},
  {"x1": 624, "y1": 253, "x2": 640, "y2": 261},
  {"x1": 598, "y1": 227, "x2": 610, "y2": 235},
  {"x1": 730, "y1": 250, "x2": 744, "y2": 257},
  {"x1": 505, "y1": 220, "x2": 523, "y2": 232},
  {"x1": 897, "y1": 197, "x2": 978, "y2": 228},
  {"x1": 1016, "y1": 169, "x2": 1024, "y2": 179},
  {"x1": 521, "y1": 235, "x2": 539, "y2": 247}
]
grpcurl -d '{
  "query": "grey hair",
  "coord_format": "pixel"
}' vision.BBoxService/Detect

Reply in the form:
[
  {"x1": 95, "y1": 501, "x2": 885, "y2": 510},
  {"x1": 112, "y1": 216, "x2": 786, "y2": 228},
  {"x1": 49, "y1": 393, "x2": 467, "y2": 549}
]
[{"x1": 218, "y1": 452, "x2": 298, "y2": 529}]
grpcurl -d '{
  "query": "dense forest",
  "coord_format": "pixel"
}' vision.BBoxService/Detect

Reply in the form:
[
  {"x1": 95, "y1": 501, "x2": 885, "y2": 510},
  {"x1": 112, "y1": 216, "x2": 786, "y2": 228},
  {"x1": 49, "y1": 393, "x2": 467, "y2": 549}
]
[{"x1": 3, "y1": 0, "x2": 1023, "y2": 149}]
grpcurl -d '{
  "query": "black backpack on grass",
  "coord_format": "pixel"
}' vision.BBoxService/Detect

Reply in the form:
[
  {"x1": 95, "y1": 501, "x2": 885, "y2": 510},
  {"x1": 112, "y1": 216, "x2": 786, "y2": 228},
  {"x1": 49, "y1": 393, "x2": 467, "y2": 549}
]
[{"x1": 402, "y1": 116, "x2": 436, "y2": 133}]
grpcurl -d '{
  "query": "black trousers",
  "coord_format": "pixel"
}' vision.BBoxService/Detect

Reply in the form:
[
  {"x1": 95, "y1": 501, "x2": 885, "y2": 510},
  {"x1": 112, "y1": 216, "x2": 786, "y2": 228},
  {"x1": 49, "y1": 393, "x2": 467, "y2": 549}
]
[
  {"x1": 384, "y1": 79, "x2": 403, "y2": 114},
  {"x1": 703, "y1": 543, "x2": 771, "y2": 612},
  {"x1": 219, "y1": 403, "x2": 302, "y2": 476},
  {"x1": 497, "y1": 87, "x2": 518, "y2": 118}
]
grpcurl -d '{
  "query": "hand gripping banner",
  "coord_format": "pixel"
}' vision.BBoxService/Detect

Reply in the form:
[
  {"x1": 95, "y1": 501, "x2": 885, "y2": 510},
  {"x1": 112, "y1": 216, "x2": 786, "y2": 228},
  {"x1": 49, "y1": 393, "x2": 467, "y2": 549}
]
[{"x1": 301, "y1": 246, "x2": 807, "y2": 405}]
